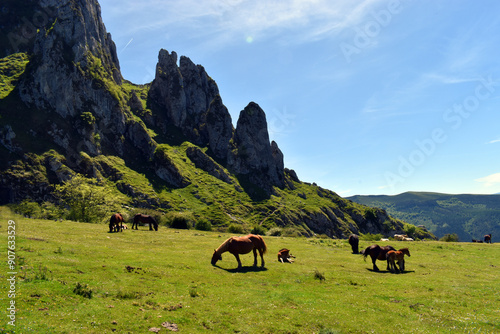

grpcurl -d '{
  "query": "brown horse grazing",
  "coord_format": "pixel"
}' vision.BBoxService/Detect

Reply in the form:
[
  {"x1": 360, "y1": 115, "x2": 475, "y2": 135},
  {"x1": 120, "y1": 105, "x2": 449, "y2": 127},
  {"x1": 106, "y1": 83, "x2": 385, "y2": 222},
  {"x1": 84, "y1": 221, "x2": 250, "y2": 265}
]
[
  {"x1": 277, "y1": 248, "x2": 295, "y2": 263},
  {"x1": 348, "y1": 234, "x2": 359, "y2": 254},
  {"x1": 132, "y1": 214, "x2": 158, "y2": 231},
  {"x1": 109, "y1": 213, "x2": 124, "y2": 233},
  {"x1": 361, "y1": 244, "x2": 396, "y2": 271},
  {"x1": 484, "y1": 234, "x2": 492, "y2": 243},
  {"x1": 386, "y1": 248, "x2": 411, "y2": 273},
  {"x1": 211, "y1": 234, "x2": 267, "y2": 269}
]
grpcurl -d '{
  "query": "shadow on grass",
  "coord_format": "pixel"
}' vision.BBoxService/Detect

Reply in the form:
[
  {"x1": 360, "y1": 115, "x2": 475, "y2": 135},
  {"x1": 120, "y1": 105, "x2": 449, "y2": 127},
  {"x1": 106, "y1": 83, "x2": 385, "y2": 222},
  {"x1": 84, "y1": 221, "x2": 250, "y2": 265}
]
[
  {"x1": 366, "y1": 269, "x2": 415, "y2": 274},
  {"x1": 213, "y1": 265, "x2": 269, "y2": 273}
]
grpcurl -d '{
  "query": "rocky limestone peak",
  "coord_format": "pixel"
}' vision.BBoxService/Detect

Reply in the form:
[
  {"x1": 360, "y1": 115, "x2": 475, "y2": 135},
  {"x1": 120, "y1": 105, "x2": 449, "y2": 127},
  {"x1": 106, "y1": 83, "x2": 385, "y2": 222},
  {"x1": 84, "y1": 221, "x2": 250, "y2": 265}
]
[
  {"x1": 203, "y1": 95, "x2": 234, "y2": 161},
  {"x1": 11, "y1": 0, "x2": 154, "y2": 162},
  {"x1": 179, "y1": 55, "x2": 219, "y2": 118},
  {"x1": 148, "y1": 49, "x2": 233, "y2": 158},
  {"x1": 149, "y1": 49, "x2": 186, "y2": 128},
  {"x1": 19, "y1": 0, "x2": 122, "y2": 118},
  {"x1": 228, "y1": 102, "x2": 285, "y2": 196}
]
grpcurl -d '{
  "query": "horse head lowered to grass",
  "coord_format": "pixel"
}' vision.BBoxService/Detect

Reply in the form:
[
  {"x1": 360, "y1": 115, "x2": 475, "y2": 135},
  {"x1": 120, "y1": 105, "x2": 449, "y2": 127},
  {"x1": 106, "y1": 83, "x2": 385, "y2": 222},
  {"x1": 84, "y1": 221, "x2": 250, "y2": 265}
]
[
  {"x1": 211, "y1": 234, "x2": 267, "y2": 269},
  {"x1": 132, "y1": 214, "x2": 158, "y2": 231},
  {"x1": 109, "y1": 213, "x2": 124, "y2": 233}
]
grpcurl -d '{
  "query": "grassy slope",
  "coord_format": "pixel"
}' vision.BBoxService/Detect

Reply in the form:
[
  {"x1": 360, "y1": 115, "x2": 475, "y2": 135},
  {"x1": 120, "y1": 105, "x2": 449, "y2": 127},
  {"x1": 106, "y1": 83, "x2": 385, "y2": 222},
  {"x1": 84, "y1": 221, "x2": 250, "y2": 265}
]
[
  {"x1": 1, "y1": 207, "x2": 498, "y2": 334},
  {"x1": 348, "y1": 192, "x2": 500, "y2": 240}
]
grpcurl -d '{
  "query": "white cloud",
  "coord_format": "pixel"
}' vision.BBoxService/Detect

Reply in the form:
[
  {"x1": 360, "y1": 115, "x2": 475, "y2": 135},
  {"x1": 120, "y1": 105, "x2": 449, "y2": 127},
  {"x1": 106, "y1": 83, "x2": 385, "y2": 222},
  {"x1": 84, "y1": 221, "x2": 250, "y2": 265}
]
[
  {"x1": 488, "y1": 138, "x2": 500, "y2": 144},
  {"x1": 103, "y1": 0, "x2": 389, "y2": 46},
  {"x1": 475, "y1": 173, "x2": 500, "y2": 187}
]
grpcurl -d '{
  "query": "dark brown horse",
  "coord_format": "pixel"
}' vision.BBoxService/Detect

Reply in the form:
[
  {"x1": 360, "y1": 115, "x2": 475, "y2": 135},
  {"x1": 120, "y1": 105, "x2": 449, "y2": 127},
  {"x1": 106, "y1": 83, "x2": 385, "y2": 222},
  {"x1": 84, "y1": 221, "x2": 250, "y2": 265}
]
[
  {"x1": 484, "y1": 234, "x2": 492, "y2": 243},
  {"x1": 132, "y1": 214, "x2": 158, "y2": 231},
  {"x1": 109, "y1": 213, "x2": 124, "y2": 233},
  {"x1": 386, "y1": 248, "x2": 411, "y2": 273},
  {"x1": 348, "y1": 234, "x2": 359, "y2": 254},
  {"x1": 361, "y1": 244, "x2": 396, "y2": 271},
  {"x1": 211, "y1": 234, "x2": 267, "y2": 269}
]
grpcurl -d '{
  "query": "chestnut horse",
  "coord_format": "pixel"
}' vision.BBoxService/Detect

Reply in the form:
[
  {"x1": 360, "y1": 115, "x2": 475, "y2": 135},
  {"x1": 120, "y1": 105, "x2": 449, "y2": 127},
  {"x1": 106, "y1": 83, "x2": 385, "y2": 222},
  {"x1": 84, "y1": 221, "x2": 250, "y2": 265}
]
[
  {"x1": 277, "y1": 248, "x2": 295, "y2": 263},
  {"x1": 109, "y1": 213, "x2": 124, "y2": 233},
  {"x1": 484, "y1": 234, "x2": 492, "y2": 243},
  {"x1": 348, "y1": 234, "x2": 359, "y2": 254},
  {"x1": 132, "y1": 214, "x2": 158, "y2": 231},
  {"x1": 211, "y1": 234, "x2": 267, "y2": 269},
  {"x1": 361, "y1": 244, "x2": 396, "y2": 271},
  {"x1": 387, "y1": 248, "x2": 411, "y2": 273}
]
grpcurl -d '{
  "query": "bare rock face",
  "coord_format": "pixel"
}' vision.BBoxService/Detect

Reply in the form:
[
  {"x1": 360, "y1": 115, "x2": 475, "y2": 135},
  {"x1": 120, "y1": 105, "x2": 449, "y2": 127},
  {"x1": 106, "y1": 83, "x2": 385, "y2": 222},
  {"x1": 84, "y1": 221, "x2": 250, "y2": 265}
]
[
  {"x1": 149, "y1": 50, "x2": 234, "y2": 160},
  {"x1": 228, "y1": 102, "x2": 285, "y2": 197},
  {"x1": 203, "y1": 95, "x2": 233, "y2": 161},
  {"x1": 18, "y1": 0, "x2": 122, "y2": 118},
  {"x1": 15, "y1": 0, "x2": 154, "y2": 160},
  {"x1": 149, "y1": 50, "x2": 186, "y2": 129}
]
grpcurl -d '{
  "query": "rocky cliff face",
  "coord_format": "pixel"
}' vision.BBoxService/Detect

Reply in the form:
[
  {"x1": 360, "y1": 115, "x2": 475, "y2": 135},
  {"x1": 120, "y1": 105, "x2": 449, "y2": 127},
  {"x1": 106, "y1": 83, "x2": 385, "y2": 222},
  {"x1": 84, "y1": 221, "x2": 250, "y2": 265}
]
[
  {"x1": 0, "y1": 0, "x2": 285, "y2": 199},
  {"x1": 0, "y1": 0, "x2": 434, "y2": 239},
  {"x1": 228, "y1": 102, "x2": 285, "y2": 197},
  {"x1": 148, "y1": 49, "x2": 284, "y2": 195},
  {"x1": 10, "y1": 0, "x2": 155, "y2": 163}
]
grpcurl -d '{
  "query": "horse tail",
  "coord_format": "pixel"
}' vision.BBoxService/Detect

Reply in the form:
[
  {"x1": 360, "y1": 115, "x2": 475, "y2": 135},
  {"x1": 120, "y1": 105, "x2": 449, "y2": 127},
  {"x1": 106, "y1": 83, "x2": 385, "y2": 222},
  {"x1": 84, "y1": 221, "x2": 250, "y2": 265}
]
[
  {"x1": 361, "y1": 246, "x2": 370, "y2": 261},
  {"x1": 260, "y1": 236, "x2": 268, "y2": 254}
]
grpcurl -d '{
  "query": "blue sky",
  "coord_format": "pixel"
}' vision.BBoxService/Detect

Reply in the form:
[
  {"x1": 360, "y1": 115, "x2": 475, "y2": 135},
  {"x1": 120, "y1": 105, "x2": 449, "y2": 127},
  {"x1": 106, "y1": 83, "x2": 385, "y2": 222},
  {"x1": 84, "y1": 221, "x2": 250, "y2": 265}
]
[{"x1": 99, "y1": 0, "x2": 500, "y2": 196}]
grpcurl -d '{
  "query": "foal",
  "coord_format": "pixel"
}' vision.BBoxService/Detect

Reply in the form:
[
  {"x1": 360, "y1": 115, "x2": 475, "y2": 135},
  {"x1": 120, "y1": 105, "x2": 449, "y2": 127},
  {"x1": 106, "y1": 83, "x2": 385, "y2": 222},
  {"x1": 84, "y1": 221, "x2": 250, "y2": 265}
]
[{"x1": 387, "y1": 248, "x2": 411, "y2": 273}]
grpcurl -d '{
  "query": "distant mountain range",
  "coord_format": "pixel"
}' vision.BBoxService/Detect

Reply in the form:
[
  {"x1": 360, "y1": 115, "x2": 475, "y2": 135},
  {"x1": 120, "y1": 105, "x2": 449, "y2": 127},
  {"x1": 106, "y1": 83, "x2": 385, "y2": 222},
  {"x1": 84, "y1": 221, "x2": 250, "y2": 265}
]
[{"x1": 347, "y1": 192, "x2": 500, "y2": 241}]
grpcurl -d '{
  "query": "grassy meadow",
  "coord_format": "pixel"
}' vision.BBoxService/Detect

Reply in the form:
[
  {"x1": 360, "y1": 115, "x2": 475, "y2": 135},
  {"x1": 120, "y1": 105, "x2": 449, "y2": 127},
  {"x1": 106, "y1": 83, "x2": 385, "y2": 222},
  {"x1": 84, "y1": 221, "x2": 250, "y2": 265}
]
[{"x1": 1, "y1": 207, "x2": 499, "y2": 333}]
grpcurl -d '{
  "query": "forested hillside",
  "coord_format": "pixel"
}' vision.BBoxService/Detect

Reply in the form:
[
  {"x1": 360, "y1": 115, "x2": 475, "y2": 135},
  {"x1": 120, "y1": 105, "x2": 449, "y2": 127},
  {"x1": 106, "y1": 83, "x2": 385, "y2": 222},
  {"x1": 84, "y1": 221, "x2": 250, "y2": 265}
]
[{"x1": 348, "y1": 192, "x2": 500, "y2": 241}]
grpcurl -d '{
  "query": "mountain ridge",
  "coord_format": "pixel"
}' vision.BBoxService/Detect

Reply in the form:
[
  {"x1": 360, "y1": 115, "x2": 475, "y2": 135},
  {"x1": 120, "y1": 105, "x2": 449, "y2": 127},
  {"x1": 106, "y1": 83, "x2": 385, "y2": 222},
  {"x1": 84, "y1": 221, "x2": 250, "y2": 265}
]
[{"x1": 0, "y1": 0, "x2": 435, "y2": 239}]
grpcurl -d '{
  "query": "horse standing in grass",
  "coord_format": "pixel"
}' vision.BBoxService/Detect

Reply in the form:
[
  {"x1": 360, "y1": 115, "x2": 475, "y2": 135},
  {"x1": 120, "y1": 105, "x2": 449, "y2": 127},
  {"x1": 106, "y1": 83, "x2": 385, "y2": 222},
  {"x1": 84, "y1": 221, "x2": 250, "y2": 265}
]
[
  {"x1": 132, "y1": 214, "x2": 158, "y2": 231},
  {"x1": 361, "y1": 244, "x2": 396, "y2": 271},
  {"x1": 386, "y1": 248, "x2": 411, "y2": 273},
  {"x1": 211, "y1": 234, "x2": 267, "y2": 269},
  {"x1": 484, "y1": 234, "x2": 492, "y2": 243},
  {"x1": 348, "y1": 234, "x2": 359, "y2": 254},
  {"x1": 109, "y1": 213, "x2": 124, "y2": 233}
]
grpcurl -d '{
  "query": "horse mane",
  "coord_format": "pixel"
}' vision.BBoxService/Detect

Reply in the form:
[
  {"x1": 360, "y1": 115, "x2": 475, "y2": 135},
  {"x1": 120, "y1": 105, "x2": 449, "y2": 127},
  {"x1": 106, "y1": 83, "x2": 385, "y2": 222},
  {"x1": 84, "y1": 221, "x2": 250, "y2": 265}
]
[
  {"x1": 215, "y1": 237, "x2": 233, "y2": 255},
  {"x1": 399, "y1": 248, "x2": 410, "y2": 257}
]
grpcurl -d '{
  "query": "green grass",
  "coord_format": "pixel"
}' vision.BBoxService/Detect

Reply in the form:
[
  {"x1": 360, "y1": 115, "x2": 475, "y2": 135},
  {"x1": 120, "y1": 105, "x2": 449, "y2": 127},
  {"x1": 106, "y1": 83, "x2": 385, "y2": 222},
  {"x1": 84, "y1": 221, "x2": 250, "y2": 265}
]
[
  {"x1": 0, "y1": 52, "x2": 29, "y2": 99},
  {"x1": 1, "y1": 207, "x2": 499, "y2": 333}
]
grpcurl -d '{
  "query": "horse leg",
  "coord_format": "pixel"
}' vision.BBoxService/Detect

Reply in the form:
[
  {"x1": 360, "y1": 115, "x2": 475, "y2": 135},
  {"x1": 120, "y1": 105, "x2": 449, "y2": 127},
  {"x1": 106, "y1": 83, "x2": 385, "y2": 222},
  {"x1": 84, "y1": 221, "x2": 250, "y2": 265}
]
[
  {"x1": 252, "y1": 249, "x2": 258, "y2": 267},
  {"x1": 149, "y1": 222, "x2": 153, "y2": 231},
  {"x1": 233, "y1": 254, "x2": 242, "y2": 269},
  {"x1": 371, "y1": 255, "x2": 379, "y2": 271},
  {"x1": 258, "y1": 248, "x2": 265, "y2": 268}
]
